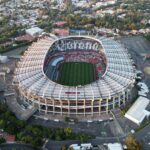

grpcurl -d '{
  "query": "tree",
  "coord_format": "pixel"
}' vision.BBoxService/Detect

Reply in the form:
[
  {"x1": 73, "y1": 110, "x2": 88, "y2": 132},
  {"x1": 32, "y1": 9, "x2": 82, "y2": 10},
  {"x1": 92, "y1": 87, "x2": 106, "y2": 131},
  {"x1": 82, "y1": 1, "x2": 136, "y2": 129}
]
[
  {"x1": 64, "y1": 128, "x2": 72, "y2": 137},
  {"x1": 31, "y1": 127, "x2": 43, "y2": 137},
  {"x1": 61, "y1": 145, "x2": 67, "y2": 150},
  {"x1": 68, "y1": 147, "x2": 74, "y2": 150},
  {"x1": 16, "y1": 120, "x2": 26, "y2": 130},
  {"x1": 76, "y1": 133, "x2": 89, "y2": 142},
  {"x1": 31, "y1": 137, "x2": 43, "y2": 147},
  {"x1": 21, "y1": 135, "x2": 33, "y2": 143},
  {"x1": 125, "y1": 134, "x2": 143, "y2": 150},
  {"x1": 0, "y1": 119, "x2": 5, "y2": 129},
  {"x1": 16, "y1": 132, "x2": 24, "y2": 141},
  {"x1": 0, "y1": 137, "x2": 6, "y2": 144}
]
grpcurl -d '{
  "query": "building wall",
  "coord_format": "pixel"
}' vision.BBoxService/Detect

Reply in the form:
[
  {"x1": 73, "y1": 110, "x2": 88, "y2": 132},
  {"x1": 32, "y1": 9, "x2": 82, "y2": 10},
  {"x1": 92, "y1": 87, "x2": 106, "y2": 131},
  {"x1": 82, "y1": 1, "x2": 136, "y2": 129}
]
[{"x1": 18, "y1": 88, "x2": 130, "y2": 117}]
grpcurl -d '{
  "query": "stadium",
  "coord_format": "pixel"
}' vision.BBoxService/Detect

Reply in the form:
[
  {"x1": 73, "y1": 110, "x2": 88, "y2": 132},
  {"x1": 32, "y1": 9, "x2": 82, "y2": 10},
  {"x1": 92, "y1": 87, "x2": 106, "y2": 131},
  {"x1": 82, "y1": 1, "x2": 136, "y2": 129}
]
[{"x1": 13, "y1": 35, "x2": 135, "y2": 119}]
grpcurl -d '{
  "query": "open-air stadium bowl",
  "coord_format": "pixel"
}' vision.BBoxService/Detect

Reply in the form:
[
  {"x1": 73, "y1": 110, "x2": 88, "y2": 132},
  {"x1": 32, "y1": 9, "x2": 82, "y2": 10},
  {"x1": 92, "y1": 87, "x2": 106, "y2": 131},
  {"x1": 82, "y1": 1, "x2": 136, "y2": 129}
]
[{"x1": 13, "y1": 35, "x2": 136, "y2": 119}]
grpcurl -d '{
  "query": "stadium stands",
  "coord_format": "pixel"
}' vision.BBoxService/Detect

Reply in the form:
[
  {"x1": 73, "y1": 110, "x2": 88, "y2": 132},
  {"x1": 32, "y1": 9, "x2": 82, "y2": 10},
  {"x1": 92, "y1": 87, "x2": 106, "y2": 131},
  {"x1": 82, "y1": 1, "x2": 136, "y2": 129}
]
[{"x1": 13, "y1": 35, "x2": 135, "y2": 118}]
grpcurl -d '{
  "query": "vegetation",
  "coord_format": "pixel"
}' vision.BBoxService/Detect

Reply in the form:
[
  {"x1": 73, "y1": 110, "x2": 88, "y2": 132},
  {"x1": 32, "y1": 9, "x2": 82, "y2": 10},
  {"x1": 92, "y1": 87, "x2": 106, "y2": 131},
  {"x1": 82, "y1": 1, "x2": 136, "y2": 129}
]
[
  {"x1": 58, "y1": 62, "x2": 96, "y2": 86},
  {"x1": 54, "y1": 0, "x2": 150, "y2": 31},
  {"x1": 0, "y1": 40, "x2": 32, "y2": 54},
  {"x1": 120, "y1": 104, "x2": 133, "y2": 116},
  {"x1": 0, "y1": 104, "x2": 91, "y2": 147},
  {"x1": 61, "y1": 145, "x2": 68, "y2": 150},
  {"x1": 144, "y1": 34, "x2": 150, "y2": 41},
  {"x1": 32, "y1": 0, "x2": 149, "y2": 32},
  {"x1": 0, "y1": 25, "x2": 25, "y2": 44},
  {"x1": 0, "y1": 137, "x2": 6, "y2": 144},
  {"x1": 0, "y1": 0, "x2": 149, "y2": 54},
  {"x1": 60, "y1": 12, "x2": 149, "y2": 31},
  {"x1": 125, "y1": 134, "x2": 143, "y2": 150},
  {"x1": 0, "y1": 15, "x2": 30, "y2": 54},
  {"x1": 37, "y1": 19, "x2": 52, "y2": 32},
  {"x1": 61, "y1": 145, "x2": 74, "y2": 150}
]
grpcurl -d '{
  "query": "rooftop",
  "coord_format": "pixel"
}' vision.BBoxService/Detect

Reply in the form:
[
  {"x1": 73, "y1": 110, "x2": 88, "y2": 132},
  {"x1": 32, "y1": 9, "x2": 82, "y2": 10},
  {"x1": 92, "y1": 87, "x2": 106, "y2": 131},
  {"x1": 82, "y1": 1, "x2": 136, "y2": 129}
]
[{"x1": 125, "y1": 96, "x2": 150, "y2": 125}]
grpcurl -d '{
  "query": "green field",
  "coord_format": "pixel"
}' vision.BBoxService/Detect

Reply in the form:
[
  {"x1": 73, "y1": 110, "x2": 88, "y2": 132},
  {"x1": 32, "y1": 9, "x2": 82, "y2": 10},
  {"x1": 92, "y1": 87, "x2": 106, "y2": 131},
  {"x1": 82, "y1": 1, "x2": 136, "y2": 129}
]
[{"x1": 58, "y1": 62, "x2": 96, "y2": 86}]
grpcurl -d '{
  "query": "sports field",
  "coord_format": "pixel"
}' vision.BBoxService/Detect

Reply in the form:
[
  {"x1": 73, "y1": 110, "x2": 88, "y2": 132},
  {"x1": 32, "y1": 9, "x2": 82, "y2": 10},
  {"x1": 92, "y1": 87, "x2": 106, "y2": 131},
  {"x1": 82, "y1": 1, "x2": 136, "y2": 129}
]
[{"x1": 58, "y1": 62, "x2": 96, "y2": 86}]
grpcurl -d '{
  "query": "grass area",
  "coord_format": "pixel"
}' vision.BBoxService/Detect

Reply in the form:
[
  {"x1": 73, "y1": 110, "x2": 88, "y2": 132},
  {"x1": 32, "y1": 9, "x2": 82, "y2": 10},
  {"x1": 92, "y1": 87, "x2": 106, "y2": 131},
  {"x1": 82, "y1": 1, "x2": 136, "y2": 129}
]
[{"x1": 58, "y1": 62, "x2": 96, "y2": 86}]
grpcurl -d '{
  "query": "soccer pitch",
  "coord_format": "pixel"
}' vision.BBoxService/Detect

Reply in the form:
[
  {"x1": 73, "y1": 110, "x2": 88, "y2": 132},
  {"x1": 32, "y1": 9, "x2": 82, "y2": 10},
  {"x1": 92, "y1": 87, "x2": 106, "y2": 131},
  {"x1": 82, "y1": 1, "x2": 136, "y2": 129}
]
[{"x1": 58, "y1": 62, "x2": 96, "y2": 86}]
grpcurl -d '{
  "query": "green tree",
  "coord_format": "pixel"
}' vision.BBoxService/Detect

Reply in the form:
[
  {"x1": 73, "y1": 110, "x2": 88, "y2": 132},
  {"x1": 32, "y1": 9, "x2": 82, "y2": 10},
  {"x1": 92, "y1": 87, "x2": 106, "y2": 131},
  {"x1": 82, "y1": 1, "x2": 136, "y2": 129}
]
[
  {"x1": 16, "y1": 132, "x2": 24, "y2": 141},
  {"x1": 0, "y1": 137, "x2": 6, "y2": 144},
  {"x1": 0, "y1": 119, "x2": 5, "y2": 129},
  {"x1": 31, "y1": 137, "x2": 43, "y2": 147},
  {"x1": 16, "y1": 120, "x2": 26, "y2": 130},
  {"x1": 76, "y1": 133, "x2": 89, "y2": 142},
  {"x1": 64, "y1": 128, "x2": 72, "y2": 137},
  {"x1": 43, "y1": 128, "x2": 54, "y2": 139},
  {"x1": 21, "y1": 135, "x2": 33, "y2": 143},
  {"x1": 31, "y1": 127, "x2": 43, "y2": 137}
]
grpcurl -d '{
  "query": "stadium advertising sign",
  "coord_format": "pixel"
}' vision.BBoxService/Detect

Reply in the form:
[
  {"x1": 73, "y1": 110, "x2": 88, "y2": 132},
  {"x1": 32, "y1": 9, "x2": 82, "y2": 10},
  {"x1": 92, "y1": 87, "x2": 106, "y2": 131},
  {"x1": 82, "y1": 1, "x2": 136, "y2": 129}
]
[{"x1": 52, "y1": 39, "x2": 102, "y2": 51}]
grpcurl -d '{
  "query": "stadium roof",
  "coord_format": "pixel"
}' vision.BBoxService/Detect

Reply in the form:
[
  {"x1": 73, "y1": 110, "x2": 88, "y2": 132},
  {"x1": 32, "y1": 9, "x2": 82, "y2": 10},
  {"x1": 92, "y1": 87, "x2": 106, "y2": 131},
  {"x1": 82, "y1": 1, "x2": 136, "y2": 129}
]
[{"x1": 14, "y1": 35, "x2": 135, "y2": 100}]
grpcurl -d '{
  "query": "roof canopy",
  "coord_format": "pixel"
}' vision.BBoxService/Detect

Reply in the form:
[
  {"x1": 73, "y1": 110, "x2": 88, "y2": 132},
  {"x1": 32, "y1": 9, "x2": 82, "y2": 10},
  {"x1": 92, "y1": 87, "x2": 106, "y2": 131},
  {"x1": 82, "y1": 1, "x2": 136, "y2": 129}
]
[{"x1": 125, "y1": 96, "x2": 150, "y2": 125}]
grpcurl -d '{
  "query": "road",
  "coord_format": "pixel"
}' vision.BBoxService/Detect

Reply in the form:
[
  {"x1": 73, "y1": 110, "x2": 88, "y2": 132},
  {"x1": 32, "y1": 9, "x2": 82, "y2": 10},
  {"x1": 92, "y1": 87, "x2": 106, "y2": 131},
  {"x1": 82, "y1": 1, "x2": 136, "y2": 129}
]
[
  {"x1": 28, "y1": 116, "x2": 123, "y2": 137},
  {"x1": 45, "y1": 129, "x2": 150, "y2": 150},
  {"x1": 0, "y1": 143, "x2": 41, "y2": 150},
  {"x1": 45, "y1": 137, "x2": 126, "y2": 150},
  {"x1": 2, "y1": 46, "x2": 28, "y2": 56},
  {"x1": 135, "y1": 125, "x2": 150, "y2": 150}
]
